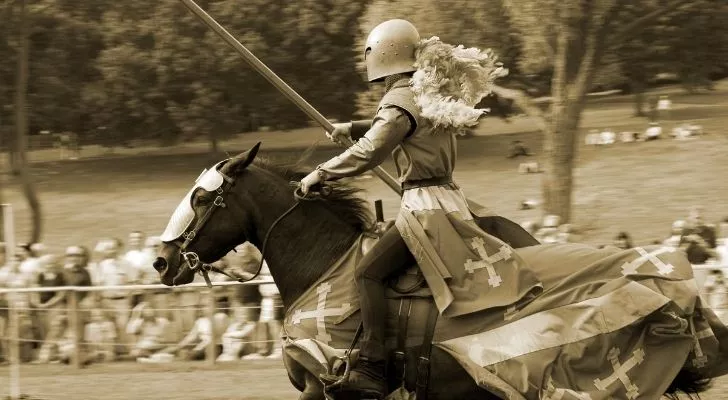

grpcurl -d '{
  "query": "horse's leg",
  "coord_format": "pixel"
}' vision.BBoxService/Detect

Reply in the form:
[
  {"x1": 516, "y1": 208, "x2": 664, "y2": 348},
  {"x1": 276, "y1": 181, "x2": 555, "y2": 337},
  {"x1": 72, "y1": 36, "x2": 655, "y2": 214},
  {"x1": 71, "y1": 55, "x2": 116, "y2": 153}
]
[{"x1": 298, "y1": 371, "x2": 325, "y2": 400}]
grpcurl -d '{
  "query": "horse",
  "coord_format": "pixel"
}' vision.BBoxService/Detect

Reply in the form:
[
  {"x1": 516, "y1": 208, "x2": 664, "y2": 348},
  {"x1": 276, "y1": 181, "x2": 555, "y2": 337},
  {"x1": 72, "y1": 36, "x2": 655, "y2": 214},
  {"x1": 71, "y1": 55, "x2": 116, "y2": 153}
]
[{"x1": 153, "y1": 143, "x2": 717, "y2": 400}]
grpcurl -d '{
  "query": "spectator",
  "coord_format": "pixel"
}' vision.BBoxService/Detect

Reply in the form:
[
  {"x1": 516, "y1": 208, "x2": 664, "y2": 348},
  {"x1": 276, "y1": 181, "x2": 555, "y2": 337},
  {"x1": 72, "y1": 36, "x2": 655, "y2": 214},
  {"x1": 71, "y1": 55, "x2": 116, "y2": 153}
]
[
  {"x1": 217, "y1": 306, "x2": 257, "y2": 362},
  {"x1": 33, "y1": 254, "x2": 67, "y2": 349},
  {"x1": 664, "y1": 220, "x2": 687, "y2": 249},
  {"x1": 94, "y1": 239, "x2": 133, "y2": 355},
  {"x1": 145, "y1": 307, "x2": 229, "y2": 362},
  {"x1": 0, "y1": 252, "x2": 38, "y2": 362},
  {"x1": 703, "y1": 270, "x2": 728, "y2": 322},
  {"x1": 687, "y1": 206, "x2": 717, "y2": 248},
  {"x1": 534, "y1": 215, "x2": 561, "y2": 244},
  {"x1": 600, "y1": 129, "x2": 616, "y2": 145},
  {"x1": 126, "y1": 302, "x2": 171, "y2": 358},
  {"x1": 16, "y1": 243, "x2": 41, "y2": 281},
  {"x1": 62, "y1": 246, "x2": 93, "y2": 305},
  {"x1": 612, "y1": 231, "x2": 633, "y2": 250},
  {"x1": 585, "y1": 129, "x2": 601, "y2": 146},
  {"x1": 657, "y1": 95, "x2": 672, "y2": 122},
  {"x1": 243, "y1": 261, "x2": 283, "y2": 360},
  {"x1": 507, "y1": 140, "x2": 531, "y2": 158},
  {"x1": 643, "y1": 122, "x2": 662, "y2": 141},
  {"x1": 84, "y1": 308, "x2": 117, "y2": 362},
  {"x1": 680, "y1": 234, "x2": 717, "y2": 265}
]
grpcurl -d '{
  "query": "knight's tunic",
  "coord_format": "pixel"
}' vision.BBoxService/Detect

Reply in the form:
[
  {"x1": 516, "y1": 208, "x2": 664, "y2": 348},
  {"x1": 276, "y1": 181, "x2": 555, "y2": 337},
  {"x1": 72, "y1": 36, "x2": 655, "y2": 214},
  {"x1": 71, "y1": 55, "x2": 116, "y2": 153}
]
[{"x1": 319, "y1": 78, "x2": 542, "y2": 317}]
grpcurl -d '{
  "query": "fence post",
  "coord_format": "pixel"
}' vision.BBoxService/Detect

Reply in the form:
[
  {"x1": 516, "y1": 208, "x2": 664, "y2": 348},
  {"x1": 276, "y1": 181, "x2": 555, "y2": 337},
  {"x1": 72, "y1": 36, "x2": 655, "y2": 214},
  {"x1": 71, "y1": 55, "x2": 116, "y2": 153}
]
[
  {"x1": 68, "y1": 289, "x2": 82, "y2": 369},
  {"x1": 9, "y1": 302, "x2": 21, "y2": 400},
  {"x1": 205, "y1": 287, "x2": 217, "y2": 366}
]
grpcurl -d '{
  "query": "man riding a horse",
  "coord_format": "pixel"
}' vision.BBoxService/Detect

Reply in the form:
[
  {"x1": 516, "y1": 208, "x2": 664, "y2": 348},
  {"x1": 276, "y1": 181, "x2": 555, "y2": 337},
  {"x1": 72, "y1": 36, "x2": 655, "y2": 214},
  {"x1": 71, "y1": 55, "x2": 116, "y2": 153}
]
[
  {"x1": 153, "y1": 16, "x2": 728, "y2": 400},
  {"x1": 299, "y1": 19, "x2": 543, "y2": 399}
]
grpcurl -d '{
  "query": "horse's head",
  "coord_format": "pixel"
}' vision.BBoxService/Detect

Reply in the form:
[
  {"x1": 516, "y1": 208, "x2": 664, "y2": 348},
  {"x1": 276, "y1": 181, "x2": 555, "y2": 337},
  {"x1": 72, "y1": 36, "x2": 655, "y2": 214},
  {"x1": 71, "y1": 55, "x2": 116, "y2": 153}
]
[{"x1": 153, "y1": 142, "x2": 262, "y2": 286}]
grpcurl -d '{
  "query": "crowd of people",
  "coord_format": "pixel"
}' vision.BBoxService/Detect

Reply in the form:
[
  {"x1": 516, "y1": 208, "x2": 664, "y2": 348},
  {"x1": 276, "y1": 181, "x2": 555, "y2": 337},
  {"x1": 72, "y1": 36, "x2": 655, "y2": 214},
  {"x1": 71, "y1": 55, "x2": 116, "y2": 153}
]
[{"x1": 0, "y1": 232, "x2": 282, "y2": 365}]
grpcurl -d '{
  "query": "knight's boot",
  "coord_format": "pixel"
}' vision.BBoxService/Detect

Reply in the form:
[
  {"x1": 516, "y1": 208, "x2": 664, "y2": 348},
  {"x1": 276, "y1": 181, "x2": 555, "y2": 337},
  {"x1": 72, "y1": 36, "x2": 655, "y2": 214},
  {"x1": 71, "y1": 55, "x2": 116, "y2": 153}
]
[{"x1": 330, "y1": 357, "x2": 387, "y2": 399}]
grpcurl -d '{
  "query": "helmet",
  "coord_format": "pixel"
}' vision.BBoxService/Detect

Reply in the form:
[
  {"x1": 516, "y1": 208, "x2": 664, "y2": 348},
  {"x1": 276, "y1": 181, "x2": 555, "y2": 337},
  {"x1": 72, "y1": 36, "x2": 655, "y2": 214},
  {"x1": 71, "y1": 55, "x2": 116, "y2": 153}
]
[{"x1": 364, "y1": 19, "x2": 420, "y2": 82}]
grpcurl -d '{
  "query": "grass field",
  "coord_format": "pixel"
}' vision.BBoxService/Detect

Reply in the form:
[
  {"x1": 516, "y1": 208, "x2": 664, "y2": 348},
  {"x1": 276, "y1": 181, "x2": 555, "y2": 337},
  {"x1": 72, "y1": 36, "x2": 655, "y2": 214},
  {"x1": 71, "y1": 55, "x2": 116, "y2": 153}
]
[{"x1": 0, "y1": 85, "x2": 727, "y2": 399}]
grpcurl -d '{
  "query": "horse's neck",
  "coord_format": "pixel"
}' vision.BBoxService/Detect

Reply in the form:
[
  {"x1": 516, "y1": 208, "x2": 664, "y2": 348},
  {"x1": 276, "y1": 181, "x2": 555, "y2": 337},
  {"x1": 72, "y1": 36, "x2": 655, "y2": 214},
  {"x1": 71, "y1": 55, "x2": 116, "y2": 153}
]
[{"x1": 249, "y1": 180, "x2": 361, "y2": 308}]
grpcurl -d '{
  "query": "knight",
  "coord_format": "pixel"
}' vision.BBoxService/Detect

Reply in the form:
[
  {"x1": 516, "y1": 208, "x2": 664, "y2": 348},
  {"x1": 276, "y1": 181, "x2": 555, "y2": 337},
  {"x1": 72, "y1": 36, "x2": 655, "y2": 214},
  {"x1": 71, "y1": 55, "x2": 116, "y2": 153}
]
[{"x1": 299, "y1": 19, "x2": 542, "y2": 398}]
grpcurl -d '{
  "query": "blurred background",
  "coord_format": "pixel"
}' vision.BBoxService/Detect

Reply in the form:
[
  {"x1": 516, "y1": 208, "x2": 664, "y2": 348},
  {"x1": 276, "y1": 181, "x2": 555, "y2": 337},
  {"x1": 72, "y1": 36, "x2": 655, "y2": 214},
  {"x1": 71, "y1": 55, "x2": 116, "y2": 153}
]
[{"x1": 0, "y1": 0, "x2": 727, "y2": 399}]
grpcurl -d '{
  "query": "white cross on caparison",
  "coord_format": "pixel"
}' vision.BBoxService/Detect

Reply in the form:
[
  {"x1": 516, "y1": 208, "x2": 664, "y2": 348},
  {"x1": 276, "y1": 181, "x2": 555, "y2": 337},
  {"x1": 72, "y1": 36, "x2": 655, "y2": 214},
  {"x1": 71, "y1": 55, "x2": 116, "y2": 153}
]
[
  {"x1": 621, "y1": 247, "x2": 675, "y2": 276},
  {"x1": 543, "y1": 377, "x2": 593, "y2": 400},
  {"x1": 692, "y1": 327, "x2": 714, "y2": 368},
  {"x1": 464, "y1": 237, "x2": 511, "y2": 287},
  {"x1": 291, "y1": 282, "x2": 351, "y2": 344},
  {"x1": 593, "y1": 347, "x2": 645, "y2": 399}
]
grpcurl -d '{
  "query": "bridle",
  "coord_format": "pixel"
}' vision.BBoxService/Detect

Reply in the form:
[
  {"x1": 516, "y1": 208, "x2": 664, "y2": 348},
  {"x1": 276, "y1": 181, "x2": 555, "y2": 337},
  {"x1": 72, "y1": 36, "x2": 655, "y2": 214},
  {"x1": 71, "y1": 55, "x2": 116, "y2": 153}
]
[{"x1": 174, "y1": 166, "x2": 330, "y2": 287}]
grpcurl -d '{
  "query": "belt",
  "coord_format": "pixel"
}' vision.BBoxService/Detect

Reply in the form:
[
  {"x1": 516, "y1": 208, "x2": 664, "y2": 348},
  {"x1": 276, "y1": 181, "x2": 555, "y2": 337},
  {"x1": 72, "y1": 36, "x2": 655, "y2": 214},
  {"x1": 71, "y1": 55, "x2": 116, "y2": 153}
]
[{"x1": 402, "y1": 176, "x2": 453, "y2": 191}]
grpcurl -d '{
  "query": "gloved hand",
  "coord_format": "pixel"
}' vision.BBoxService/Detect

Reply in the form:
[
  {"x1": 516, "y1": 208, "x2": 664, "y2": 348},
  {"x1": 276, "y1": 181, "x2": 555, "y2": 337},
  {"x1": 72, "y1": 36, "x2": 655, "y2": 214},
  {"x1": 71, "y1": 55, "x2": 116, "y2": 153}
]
[
  {"x1": 300, "y1": 169, "x2": 326, "y2": 195},
  {"x1": 325, "y1": 122, "x2": 352, "y2": 145}
]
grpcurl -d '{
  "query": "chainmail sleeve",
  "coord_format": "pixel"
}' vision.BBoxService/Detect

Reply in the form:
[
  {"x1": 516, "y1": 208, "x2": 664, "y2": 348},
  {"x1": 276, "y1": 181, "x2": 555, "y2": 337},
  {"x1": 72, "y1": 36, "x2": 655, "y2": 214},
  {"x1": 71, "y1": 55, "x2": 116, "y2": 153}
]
[{"x1": 317, "y1": 106, "x2": 411, "y2": 179}]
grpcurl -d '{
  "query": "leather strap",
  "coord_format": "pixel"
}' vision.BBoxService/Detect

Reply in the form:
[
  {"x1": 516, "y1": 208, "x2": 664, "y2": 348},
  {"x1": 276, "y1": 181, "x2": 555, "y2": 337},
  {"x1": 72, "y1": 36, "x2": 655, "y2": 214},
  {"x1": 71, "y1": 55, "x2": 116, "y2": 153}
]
[
  {"x1": 393, "y1": 298, "x2": 412, "y2": 385},
  {"x1": 415, "y1": 303, "x2": 439, "y2": 400}
]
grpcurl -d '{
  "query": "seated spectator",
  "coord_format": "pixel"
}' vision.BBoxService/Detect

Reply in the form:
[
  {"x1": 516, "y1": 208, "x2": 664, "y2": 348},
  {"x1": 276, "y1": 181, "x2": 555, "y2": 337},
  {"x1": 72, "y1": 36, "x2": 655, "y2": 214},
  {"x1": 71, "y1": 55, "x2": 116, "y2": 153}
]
[
  {"x1": 518, "y1": 199, "x2": 539, "y2": 211},
  {"x1": 217, "y1": 307, "x2": 257, "y2": 362},
  {"x1": 507, "y1": 140, "x2": 531, "y2": 158},
  {"x1": 534, "y1": 215, "x2": 561, "y2": 244},
  {"x1": 126, "y1": 302, "x2": 171, "y2": 358},
  {"x1": 600, "y1": 129, "x2": 616, "y2": 145},
  {"x1": 612, "y1": 231, "x2": 633, "y2": 250},
  {"x1": 520, "y1": 220, "x2": 540, "y2": 237},
  {"x1": 556, "y1": 224, "x2": 575, "y2": 244},
  {"x1": 585, "y1": 129, "x2": 601, "y2": 146},
  {"x1": 643, "y1": 122, "x2": 662, "y2": 141},
  {"x1": 620, "y1": 131, "x2": 637, "y2": 143},
  {"x1": 144, "y1": 308, "x2": 229, "y2": 362},
  {"x1": 84, "y1": 308, "x2": 117, "y2": 362},
  {"x1": 35, "y1": 314, "x2": 68, "y2": 363}
]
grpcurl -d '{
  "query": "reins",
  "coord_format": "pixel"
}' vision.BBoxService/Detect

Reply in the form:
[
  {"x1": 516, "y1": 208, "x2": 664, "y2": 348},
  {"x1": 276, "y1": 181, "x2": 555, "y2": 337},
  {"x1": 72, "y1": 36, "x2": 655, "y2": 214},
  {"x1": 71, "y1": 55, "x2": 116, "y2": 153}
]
[{"x1": 179, "y1": 181, "x2": 332, "y2": 287}]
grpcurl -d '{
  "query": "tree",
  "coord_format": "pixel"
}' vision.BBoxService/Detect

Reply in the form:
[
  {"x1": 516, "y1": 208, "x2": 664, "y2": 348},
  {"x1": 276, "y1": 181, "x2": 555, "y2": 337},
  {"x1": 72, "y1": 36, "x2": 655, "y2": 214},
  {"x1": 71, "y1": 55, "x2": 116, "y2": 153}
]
[
  {"x1": 14, "y1": 0, "x2": 42, "y2": 244},
  {"x1": 504, "y1": 0, "x2": 696, "y2": 223}
]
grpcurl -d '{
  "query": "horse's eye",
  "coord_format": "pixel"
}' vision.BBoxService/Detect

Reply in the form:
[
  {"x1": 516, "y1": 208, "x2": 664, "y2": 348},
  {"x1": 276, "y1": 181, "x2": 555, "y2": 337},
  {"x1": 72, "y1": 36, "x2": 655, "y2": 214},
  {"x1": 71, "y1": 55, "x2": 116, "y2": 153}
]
[{"x1": 195, "y1": 195, "x2": 212, "y2": 207}]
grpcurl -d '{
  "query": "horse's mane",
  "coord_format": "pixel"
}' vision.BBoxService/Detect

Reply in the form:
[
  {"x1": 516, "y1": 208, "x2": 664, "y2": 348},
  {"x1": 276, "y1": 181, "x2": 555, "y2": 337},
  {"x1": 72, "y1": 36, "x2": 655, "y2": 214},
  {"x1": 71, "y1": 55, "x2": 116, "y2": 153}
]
[{"x1": 252, "y1": 158, "x2": 375, "y2": 231}]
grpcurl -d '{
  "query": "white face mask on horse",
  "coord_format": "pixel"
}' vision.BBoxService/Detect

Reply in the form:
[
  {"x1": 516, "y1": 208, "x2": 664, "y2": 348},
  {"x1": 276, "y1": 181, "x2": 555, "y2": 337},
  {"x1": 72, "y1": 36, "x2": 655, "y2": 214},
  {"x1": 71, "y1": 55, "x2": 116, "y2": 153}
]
[{"x1": 159, "y1": 160, "x2": 228, "y2": 243}]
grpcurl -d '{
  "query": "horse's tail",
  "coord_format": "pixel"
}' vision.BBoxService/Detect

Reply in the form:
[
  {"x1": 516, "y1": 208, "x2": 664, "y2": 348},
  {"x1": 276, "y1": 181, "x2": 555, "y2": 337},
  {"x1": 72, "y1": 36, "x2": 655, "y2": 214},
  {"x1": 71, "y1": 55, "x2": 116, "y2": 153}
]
[{"x1": 663, "y1": 368, "x2": 713, "y2": 399}]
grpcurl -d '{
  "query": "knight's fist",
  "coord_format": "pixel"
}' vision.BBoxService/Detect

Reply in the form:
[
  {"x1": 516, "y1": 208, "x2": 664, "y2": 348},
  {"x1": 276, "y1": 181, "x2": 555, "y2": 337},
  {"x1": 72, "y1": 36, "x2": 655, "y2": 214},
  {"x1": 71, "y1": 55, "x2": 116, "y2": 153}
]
[{"x1": 325, "y1": 122, "x2": 352, "y2": 145}]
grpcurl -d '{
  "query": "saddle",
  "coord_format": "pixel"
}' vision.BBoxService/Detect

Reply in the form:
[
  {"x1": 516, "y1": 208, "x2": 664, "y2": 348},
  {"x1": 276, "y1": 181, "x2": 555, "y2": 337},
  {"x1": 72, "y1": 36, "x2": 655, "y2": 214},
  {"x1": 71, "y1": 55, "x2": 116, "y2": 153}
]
[{"x1": 320, "y1": 232, "x2": 439, "y2": 400}]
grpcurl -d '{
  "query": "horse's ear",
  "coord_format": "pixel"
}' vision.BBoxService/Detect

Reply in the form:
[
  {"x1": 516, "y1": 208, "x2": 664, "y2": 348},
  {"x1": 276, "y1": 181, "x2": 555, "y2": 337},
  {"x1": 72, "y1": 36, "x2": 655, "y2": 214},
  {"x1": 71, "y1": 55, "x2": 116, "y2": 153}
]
[{"x1": 222, "y1": 142, "x2": 261, "y2": 175}]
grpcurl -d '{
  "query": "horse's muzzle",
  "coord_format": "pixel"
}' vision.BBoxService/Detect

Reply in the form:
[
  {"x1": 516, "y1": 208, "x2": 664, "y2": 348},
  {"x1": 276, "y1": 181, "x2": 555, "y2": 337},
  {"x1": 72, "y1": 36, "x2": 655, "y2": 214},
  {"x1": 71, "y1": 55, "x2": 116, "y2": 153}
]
[{"x1": 153, "y1": 257, "x2": 167, "y2": 272}]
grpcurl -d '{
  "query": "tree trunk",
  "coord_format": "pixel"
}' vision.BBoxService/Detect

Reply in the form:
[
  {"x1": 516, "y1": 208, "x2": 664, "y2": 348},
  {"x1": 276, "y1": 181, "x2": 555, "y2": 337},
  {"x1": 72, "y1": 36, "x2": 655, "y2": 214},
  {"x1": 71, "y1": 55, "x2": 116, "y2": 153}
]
[
  {"x1": 15, "y1": 0, "x2": 42, "y2": 244},
  {"x1": 631, "y1": 79, "x2": 646, "y2": 117},
  {"x1": 209, "y1": 130, "x2": 219, "y2": 154},
  {"x1": 541, "y1": 4, "x2": 604, "y2": 224}
]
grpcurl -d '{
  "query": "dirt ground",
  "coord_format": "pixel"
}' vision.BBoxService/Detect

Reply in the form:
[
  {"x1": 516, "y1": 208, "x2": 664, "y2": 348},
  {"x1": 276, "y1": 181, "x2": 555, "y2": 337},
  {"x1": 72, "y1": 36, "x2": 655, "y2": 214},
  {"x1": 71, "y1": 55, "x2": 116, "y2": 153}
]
[
  {"x1": 0, "y1": 87, "x2": 727, "y2": 399},
  {"x1": 0, "y1": 360, "x2": 726, "y2": 399}
]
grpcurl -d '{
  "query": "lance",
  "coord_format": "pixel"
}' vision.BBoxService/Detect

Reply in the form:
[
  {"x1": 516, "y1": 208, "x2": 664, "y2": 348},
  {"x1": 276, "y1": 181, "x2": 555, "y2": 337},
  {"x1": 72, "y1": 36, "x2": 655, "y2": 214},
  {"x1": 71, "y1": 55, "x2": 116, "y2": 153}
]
[{"x1": 178, "y1": 0, "x2": 403, "y2": 196}]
